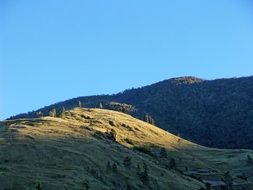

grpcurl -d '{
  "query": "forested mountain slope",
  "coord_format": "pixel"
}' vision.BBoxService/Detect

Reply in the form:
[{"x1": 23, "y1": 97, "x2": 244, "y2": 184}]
[{"x1": 10, "y1": 76, "x2": 253, "y2": 149}]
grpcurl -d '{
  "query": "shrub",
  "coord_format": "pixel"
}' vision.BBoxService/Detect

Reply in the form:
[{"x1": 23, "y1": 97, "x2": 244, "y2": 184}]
[
  {"x1": 112, "y1": 163, "x2": 118, "y2": 173},
  {"x1": 35, "y1": 182, "x2": 42, "y2": 190},
  {"x1": 247, "y1": 154, "x2": 252, "y2": 165},
  {"x1": 137, "y1": 163, "x2": 149, "y2": 184},
  {"x1": 49, "y1": 108, "x2": 56, "y2": 117},
  {"x1": 105, "y1": 129, "x2": 117, "y2": 141},
  {"x1": 159, "y1": 147, "x2": 167, "y2": 158},
  {"x1": 123, "y1": 156, "x2": 132, "y2": 168},
  {"x1": 133, "y1": 146, "x2": 154, "y2": 157},
  {"x1": 125, "y1": 138, "x2": 134, "y2": 145},
  {"x1": 109, "y1": 120, "x2": 116, "y2": 127},
  {"x1": 169, "y1": 158, "x2": 176, "y2": 170}
]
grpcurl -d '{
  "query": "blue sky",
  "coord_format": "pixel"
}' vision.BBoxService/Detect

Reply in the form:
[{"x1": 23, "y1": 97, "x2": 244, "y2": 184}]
[{"x1": 1, "y1": 0, "x2": 253, "y2": 119}]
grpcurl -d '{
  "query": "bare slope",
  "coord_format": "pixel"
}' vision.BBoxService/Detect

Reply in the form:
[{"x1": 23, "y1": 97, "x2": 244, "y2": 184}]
[{"x1": 1, "y1": 108, "x2": 253, "y2": 189}]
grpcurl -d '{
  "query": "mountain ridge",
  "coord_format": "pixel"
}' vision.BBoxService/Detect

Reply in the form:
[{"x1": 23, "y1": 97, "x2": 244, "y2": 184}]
[{"x1": 8, "y1": 75, "x2": 253, "y2": 149}]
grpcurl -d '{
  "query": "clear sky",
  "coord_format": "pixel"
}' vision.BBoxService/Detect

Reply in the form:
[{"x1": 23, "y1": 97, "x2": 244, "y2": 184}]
[{"x1": 1, "y1": 0, "x2": 253, "y2": 119}]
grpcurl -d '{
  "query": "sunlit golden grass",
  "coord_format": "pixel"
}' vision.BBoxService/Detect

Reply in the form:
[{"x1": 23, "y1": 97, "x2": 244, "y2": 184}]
[{"x1": 0, "y1": 108, "x2": 253, "y2": 189}]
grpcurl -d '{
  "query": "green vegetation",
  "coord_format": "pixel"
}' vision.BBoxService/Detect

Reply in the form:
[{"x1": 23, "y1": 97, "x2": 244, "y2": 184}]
[
  {"x1": 49, "y1": 108, "x2": 56, "y2": 117},
  {"x1": 78, "y1": 101, "x2": 82, "y2": 108},
  {"x1": 10, "y1": 76, "x2": 253, "y2": 149},
  {"x1": 1, "y1": 108, "x2": 253, "y2": 189}
]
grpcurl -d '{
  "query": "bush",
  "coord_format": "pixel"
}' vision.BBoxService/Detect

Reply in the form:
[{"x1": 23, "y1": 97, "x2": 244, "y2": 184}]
[
  {"x1": 49, "y1": 108, "x2": 56, "y2": 117},
  {"x1": 123, "y1": 156, "x2": 132, "y2": 168},
  {"x1": 169, "y1": 158, "x2": 176, "y2": 170},
  {"x1": 133, "y1": 146, "x2": 154, "y2": 157},
  {"x1": 247, "y1": 154, "x2": 252, "y2": 165},
  {"x1": 109, "y1": 120, "x2": 116, "y2": 127},
  {"x1": 105, "y1": 129, "x2": 117, "y2": 141},
  {"x1": 159, "y1": 147, "x2": 167, "y2": 158},
  {"x1": 137, "y1": 163, "x2": 149, "y2": 184},
  {"x1": 125, "y1": 138, "x2": 134, "y2": 145}
]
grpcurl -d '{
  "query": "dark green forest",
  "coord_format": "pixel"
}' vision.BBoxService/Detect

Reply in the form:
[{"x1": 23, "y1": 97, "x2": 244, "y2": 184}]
[{"x1": 10, "y1": 76, "x2": 253, "y2": 149}]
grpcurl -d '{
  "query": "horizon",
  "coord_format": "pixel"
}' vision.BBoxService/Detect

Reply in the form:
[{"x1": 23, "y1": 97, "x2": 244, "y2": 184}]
[
  {"x1": 1, "y1": 0, "x2": 253, "y2": 119},
  {"x1": 2, "y1": 75, "x2": 252, "y2": 120}
]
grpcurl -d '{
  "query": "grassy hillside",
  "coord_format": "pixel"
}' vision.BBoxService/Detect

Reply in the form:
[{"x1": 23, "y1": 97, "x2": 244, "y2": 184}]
[
  {"x1": 9, "y1": 76, "x2": 253, "y2": 149},
  {"x1": 1, "y1": 108, "x2": 253, "y2": 189}
]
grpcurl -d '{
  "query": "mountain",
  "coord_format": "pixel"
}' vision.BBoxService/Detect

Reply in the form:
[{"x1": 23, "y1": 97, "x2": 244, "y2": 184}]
[
  {"x1": 9, "y1": 76, "x2": 253, "y2": 149},
  {"x1": 1, "y1": 108, "x2": 253, "y2": 189}
]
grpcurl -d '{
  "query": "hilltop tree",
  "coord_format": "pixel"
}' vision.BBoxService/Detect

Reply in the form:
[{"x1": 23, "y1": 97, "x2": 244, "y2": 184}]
[
  {"x1": 36, "y1": 111, "x2": 43, "y2": 117},
  {"x1": 78, "y1": 101, "x2": 82, "y2": 108},
  {"x1": 49, "y1": 108, "x2": 56, "y2": 117},
  {"x1": 145, "y1": 114, "x2": 155, "y2": 125},
  {"x1": 59, "y1": 107, "x2": 66, "y2": 118}
]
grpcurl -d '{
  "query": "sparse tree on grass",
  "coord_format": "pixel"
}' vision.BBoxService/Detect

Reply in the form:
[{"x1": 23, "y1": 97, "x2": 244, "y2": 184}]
[
  {"x1": 136, "y1": 164, "x2": 141, "y2": 176},
  {"x1": 247, "y1": 154, "x2": 253, "y2": 165},
  {"x1": 106, "y1": 161, "x2": 112, "y2": 172},
  {"x1": 35, "y1": 182, "x2": 42, "y2": 190},
  {"x1": 112, "y1": 163, "x2": 118, "y2": 172},
  {"x1": 82, "y1": 180, "x2": 89, "y2": 190},
  {"x1": 106, "y1": 129, "x2": 117, "y2": 141},
  {"x1": 123, "y1": 156, "x2": 132, "y2": 168},
  {"x1": 78, "y1": 101, "x2": 82, "y2": 108},
  {"x1": 142, "y1": 162, "x2": 149, "y2": 183},
  {"x1": 224, "y1": 171, "x2": 233, "y2": 190},
  {"x1": 205, "y1": 183, "x2": 211, "y2": 190},
  {"x1": 137, "y1": 162, "x2": 149, "y2": 184},
  {"x1": 49, "y1": 108, "x2": 56, "y2": 117},
  {"x1": 36, "y1": 111, "x2": 43, "y2": 117},
  {"x1": 159, "y1": 147, "x2": 167, "y2": 158},
  {"x1": 169, "y1": 158, "x2": 176, "y2": 170},
  {"x1": 126, "y1": 184, "x2": 132, "y2": 190},
  {"x1": 59, "y1": 107, "x2": 66, "y2": 118},
  {"x1": 145, "y1": 114, "x2": 155, "y2": 125}
]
